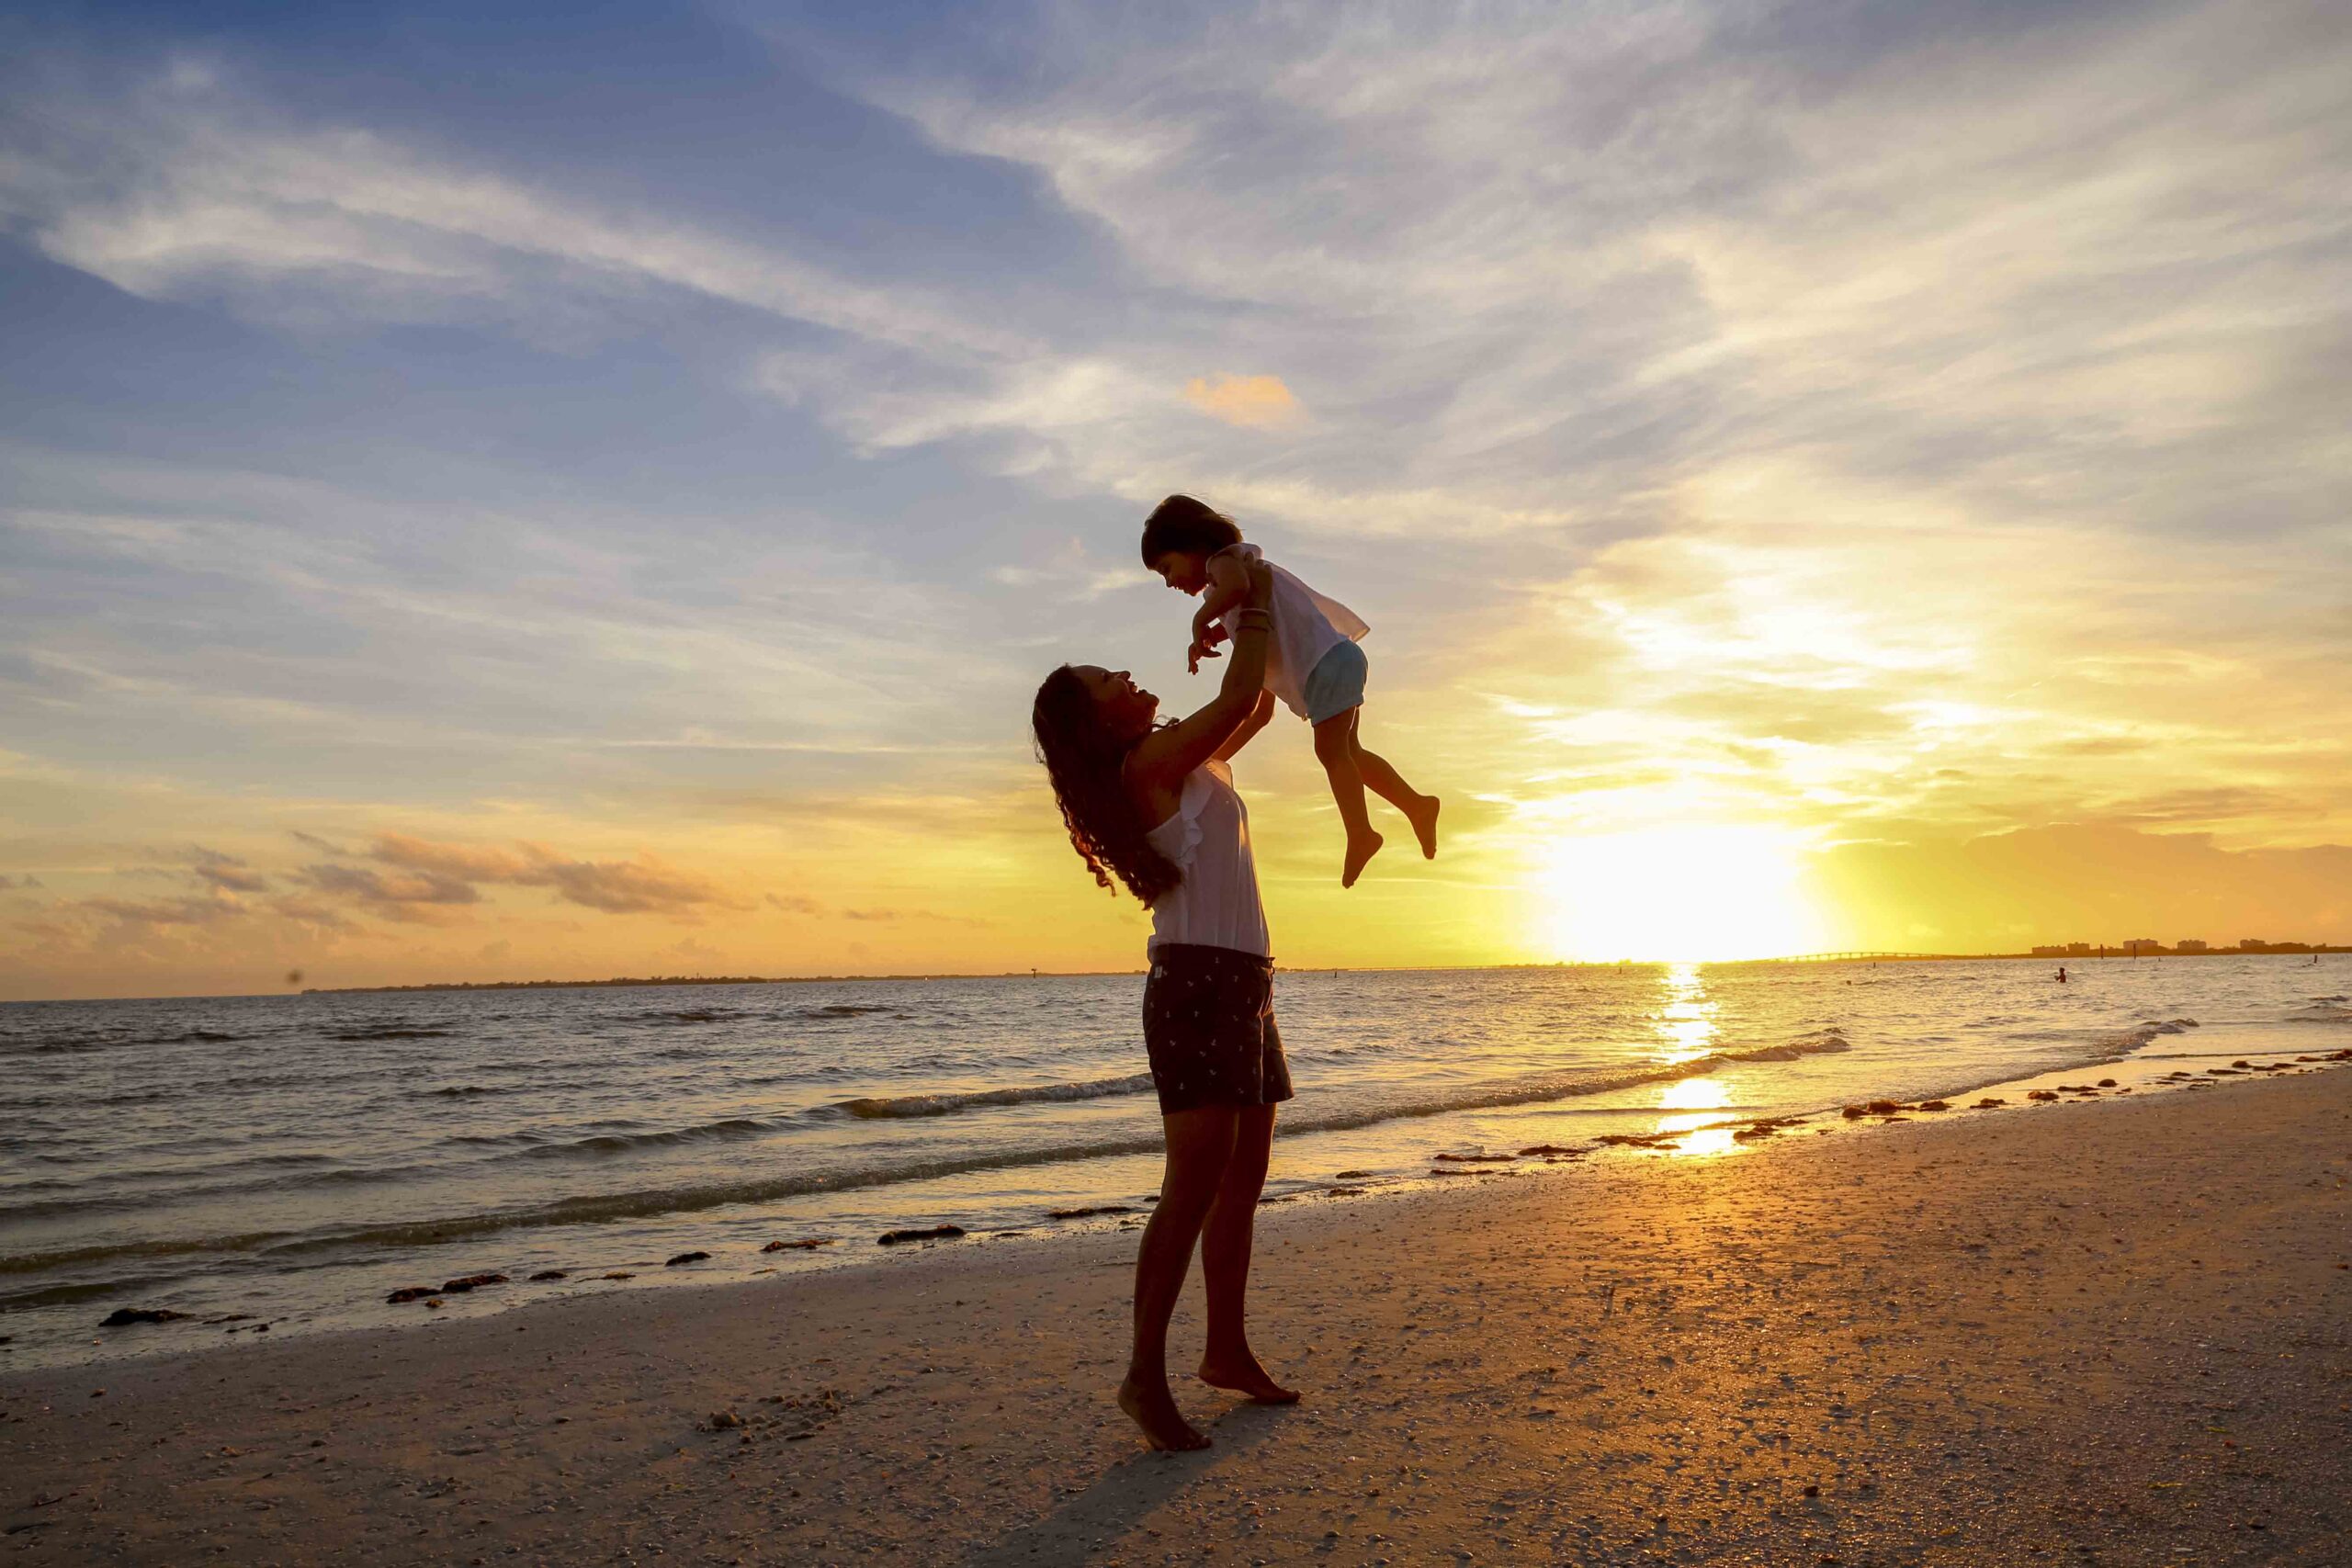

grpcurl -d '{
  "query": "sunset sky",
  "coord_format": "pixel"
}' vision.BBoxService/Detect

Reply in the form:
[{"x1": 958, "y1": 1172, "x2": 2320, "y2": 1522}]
[{"x1": 3, "y1": 1, "x2": 2347, "y2": 1000}]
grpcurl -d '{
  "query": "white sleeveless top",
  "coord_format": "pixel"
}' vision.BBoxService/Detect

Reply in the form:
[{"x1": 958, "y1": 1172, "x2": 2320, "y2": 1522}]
[
  {"x1": 1214, "y1": 544, "x2": 1369, "y2": 720},
  {"x1": 1143, "y1": 759, "x2": 1271, "y2": 958}
]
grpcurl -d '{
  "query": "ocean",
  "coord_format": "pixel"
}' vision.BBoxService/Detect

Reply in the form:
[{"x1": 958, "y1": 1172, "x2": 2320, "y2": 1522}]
[{"x1": 5, "y1": 955, "x2": 2346, "y2": 1371}]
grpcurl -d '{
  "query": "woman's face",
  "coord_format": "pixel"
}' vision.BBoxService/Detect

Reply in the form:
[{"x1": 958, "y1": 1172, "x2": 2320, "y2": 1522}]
[{"x1": 1072, "y1": 665, "x2": 1158, "y2": 739}]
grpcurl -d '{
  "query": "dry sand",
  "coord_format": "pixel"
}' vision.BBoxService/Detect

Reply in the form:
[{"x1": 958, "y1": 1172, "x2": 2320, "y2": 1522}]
[{"x1": 6, "y1": 1069, "x2": 2348, "y2": 1567}]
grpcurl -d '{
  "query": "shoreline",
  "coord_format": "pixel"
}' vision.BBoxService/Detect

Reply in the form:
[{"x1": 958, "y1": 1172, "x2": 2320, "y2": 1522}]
[{"x1": 6, "y1": 1066, "x2": 2348, "y2": 1564}]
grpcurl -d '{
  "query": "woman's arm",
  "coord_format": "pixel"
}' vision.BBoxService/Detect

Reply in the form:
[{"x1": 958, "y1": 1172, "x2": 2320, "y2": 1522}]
[
  {"x1": 1213, "y1": 690, "x2": 1278, "y2": 761},
  {"x1": 1128, "y1": 558, "x2": 1274, "y2": 795}
]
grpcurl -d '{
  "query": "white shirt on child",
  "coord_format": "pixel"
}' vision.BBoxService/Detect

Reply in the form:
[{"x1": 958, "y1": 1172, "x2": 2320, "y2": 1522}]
[{"x1": 1215, "y1": 543, "x2": 1369, "y2": 721}]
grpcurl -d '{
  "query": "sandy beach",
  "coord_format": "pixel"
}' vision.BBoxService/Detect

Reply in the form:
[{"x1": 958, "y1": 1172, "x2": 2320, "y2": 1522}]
[{"x1": 6, "y1": 1067, "x2": 2347, "y2": 1566}]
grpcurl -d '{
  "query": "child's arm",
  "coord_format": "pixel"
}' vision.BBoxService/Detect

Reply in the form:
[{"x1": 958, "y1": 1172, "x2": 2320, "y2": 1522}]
[{"x1": 1184, "y1": 549, "x2": 1254, "y2": 673}]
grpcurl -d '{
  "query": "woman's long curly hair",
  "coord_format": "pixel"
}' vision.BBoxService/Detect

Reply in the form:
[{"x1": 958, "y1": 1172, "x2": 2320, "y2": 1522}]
[{"x1": 1032, "y1": 666, "x2": 1182, "y2": 908}]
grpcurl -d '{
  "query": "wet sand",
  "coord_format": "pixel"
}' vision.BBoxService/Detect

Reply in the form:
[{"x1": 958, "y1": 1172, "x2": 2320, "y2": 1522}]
[{"x1": 5, "y1": 1068, "x2": 2348, "y2": 1566}]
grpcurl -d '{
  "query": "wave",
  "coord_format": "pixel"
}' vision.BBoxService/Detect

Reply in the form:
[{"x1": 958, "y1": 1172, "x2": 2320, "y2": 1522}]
[
  {"x1": 836, "y1": 1073, "x2": 1156, "y2": 1119},
  {"x1": 5, "y1": 1087, "x2": 185, "y2": 1111},
  {"x1": 483, "y1": 1115, "x2": 791, "y2": 1159},
  {"x1": 0, "y1": 1029, "x2": 1867, "y2": 1276},
  {"x1": 800, "y1": 1003, "x2": 900, "y2": 1019},
  {"x1": 0, "y1": 1152, "x2": 368, "y2": 1224},
  {"x1": 423, "y1": 1084, "x2": 503, "y2": 1098},
  {"x1": 328, "y1": 1026, "x2": 454, "y2": 1042},
  {"x1": 1, "y1": 1028, "x2": 250, "y2": 1058},
  {"x1": 2284, "y1": 1002, "x2": 2351, "y2": 1023},
  {"x1": 834, "y1": 1032, "x2": 1854, "y2": 1122},
  {"x1": 1, "y1": 1227, "x2": 306, "y2": 1283},
  {"x1": 1265, "y1": 1031, "x2": 1859, "y2": 1138}
]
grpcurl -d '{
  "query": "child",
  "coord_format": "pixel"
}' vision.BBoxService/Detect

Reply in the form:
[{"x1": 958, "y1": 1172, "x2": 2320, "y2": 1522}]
[{"x1": 1140, "y1": 494, "x2": 1440, "y2": 887}]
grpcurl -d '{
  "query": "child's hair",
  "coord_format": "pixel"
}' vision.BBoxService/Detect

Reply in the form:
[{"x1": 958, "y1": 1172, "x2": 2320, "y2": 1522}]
[
  {"x1": 1139, "y1": 494, "x2": 1243, "y2": 566},
  {"x1": 1030, "y1": 666, "x2": 1182, "y2": 907}
]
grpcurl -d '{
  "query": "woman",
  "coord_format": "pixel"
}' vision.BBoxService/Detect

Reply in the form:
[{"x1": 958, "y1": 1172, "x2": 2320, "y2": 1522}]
[{"x1": 1030, "y1": 554, "x2": 1298, "y2": 1451}]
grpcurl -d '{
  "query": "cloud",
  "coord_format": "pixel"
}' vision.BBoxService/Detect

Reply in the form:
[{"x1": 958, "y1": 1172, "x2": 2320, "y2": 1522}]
[
  {"x1": 189, "y1": 850, "x2": 269, "y2": 893},
  {"x1": 841, "y1": 908, "x2": 990, "y2": 927},
  {"x1": 370, "y1": 833, "x2": 534, "y2": 884},
  {"x1": 267, "y1": 895, "x2": 362, "y2": 934},
  {"x1": 368, "y1": 832, "x2": 749, "y2": 916},
  {"x1": 2, "y1": 68, "x2": 1021, "y2": 361},
  {"x1": 1184, "y1": 374, "x2": 1300, "y2": 429},
  {"x1": 765, "y1": 892, "x2": 823, "y2": 916},
  {"x1": 300, "y1": 862, "x2": 481, "y2": 923},
  {"x1": 526, "y1": 854, "x2": 740, "y2": 916},
  {"x1": 0, "y1": 874, "x2": 43, "y2": 891},
  {"x1": 78, "y1": 894, "x2": 246, "y2": 927},
  {"x1": 775, "y1": 0, "x2": 2352, "y2": 547}
]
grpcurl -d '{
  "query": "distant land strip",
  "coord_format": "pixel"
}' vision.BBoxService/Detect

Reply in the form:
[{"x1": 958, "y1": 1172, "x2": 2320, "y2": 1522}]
[{"x1": 301, "y1": 945, "x2": 2349, "y2": 995}]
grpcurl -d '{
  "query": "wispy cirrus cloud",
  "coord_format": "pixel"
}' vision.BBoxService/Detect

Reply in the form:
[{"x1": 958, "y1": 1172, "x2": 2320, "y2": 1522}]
[{"x1": 1, "y1": 60, "x2": 1018, "y2": 360}]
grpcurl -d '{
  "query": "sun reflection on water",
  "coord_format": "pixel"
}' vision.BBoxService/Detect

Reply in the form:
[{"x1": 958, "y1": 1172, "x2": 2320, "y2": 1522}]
[
  {"x1": 1651, "y1": 971, "x2": 1742, "y2": 1154},
  {"x1": 1654, "y1": 962, "x2": 1720, "y2": 1063},
  {"x1": 1659, "y1": 1077, "x2": 1728, "y2": 1111}
]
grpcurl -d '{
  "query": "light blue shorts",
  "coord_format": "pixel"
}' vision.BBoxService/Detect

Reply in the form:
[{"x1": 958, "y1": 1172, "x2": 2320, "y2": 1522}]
[{"x1": 1303, "y1": 639, "x2": 1368, "y2": 726}]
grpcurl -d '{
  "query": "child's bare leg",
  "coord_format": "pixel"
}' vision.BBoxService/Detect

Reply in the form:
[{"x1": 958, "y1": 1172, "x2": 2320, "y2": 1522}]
[
  {"x1": 1313, "y1": 709, "x2": 1383, "y2": 887},
  {"x1": 1355, "y1": 743, "x2": 1440, "y2": 860}
]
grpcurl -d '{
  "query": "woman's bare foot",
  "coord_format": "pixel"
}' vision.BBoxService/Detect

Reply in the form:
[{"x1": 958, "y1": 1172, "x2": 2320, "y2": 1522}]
[
  {"x1": 1341, "y1": 826, "x2": 1384, "y2": 888},
  {"x1": 1402, "y1": 793, "x2": 1441, "y2": 859},
  {"x1": 1117, "y1": 1372, "x2": 1211, "y2": 1450},
  {"x1": 1199, "y1": 1348, "x2": 1300, "y2": 1404}
]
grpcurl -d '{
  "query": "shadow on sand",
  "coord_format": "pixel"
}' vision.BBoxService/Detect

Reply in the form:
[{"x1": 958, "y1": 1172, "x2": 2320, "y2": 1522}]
[{"x1": 965, "y1": 1401, "x2": 1292, "y2": 1567}]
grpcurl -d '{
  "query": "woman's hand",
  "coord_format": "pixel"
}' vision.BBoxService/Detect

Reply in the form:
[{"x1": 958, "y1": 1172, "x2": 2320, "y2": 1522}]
[{"x1": 1126, "y1": 556, "x2": 1278, "y2": 801}]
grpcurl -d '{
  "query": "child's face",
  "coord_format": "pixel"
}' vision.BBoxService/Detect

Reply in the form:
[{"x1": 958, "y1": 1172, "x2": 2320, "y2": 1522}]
[{"x1": 1149, "y1": 551, "x2": 1209, "y2": 595}]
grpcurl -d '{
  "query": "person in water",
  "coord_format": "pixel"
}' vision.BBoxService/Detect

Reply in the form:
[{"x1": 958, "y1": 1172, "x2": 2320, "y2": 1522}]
[
  {"x1": 1032, "y1": 551, "x2": 1298, "y2": 1451},
  {"x1": 1141, "y1": 494, "x2": 1440, "y2": 888}
]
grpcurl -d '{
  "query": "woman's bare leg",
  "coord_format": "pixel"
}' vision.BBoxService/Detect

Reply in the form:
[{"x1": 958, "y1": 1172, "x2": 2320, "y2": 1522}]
[
  {"x1": 1118, "y1": 1107, "x2": 1238, "y2": 1450},
  {"x1": 1197, "y1": 1104, "x2": 1299, "y2": 1402},
  {"x1": 1313, "y1": 710, "x2": 1383, "y2": 887}
]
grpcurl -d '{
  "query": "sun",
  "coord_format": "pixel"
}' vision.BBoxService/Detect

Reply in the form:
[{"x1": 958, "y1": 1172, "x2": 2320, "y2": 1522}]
[{"x1": 1540, "y1": 824, "x2": 1827, "y2": 962}]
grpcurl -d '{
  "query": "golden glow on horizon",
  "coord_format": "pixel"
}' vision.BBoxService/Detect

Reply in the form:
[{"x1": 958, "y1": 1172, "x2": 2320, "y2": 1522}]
[{"x1": 1544, "y1": 828, "x2": 1828, "y2": 963}]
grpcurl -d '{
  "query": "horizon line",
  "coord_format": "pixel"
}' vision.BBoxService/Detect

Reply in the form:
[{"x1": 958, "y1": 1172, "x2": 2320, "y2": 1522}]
[{"x1": 7, "y1": 943, "x2": 2346, "y2": 1006}]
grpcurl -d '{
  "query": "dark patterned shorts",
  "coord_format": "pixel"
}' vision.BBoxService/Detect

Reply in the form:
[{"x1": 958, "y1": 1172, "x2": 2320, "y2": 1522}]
[{"x1": 1141, "y1": 942, "x2": 1295, "y2": 1115}]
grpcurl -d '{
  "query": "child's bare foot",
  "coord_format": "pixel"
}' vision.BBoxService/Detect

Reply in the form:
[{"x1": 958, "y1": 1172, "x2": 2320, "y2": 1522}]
[
  {"x1": 1402, "y1": 793, "x2": 1441, "y2": 859},
  {"x1": 1341, "y1": 826, "x2": 1384, "y2": 888},
  {"x1": 1199, "y1": 1348, "x2": 1301, "y2": 1404},
  {"x1": 1117, "y1": 1372, "x2": 1211, "y2": 1450}
]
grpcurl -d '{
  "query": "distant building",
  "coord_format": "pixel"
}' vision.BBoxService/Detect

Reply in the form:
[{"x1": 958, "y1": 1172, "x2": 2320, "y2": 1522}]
[
  {"x1": 2240, "y1": 938, "x2": 2267, "y2": 951},
  {"x1": 2121, "y1": 938, "x2": 2162, "y2": 955},
  {"x1": 2064, "y1": 942, "x2": 2094, "y2": 956},
  {"x1": 2175, "y1": 939, "x2": 2209, "y2": 953},
  {"x1": 2031, "y1": 945, "x2": 2067, "y2": 957}
]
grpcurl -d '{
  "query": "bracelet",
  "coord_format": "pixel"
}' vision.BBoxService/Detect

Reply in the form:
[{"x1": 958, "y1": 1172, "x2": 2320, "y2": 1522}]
[{"x1": 1232, "y1": 607, "x2": 1273, "y2": 626}]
